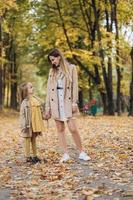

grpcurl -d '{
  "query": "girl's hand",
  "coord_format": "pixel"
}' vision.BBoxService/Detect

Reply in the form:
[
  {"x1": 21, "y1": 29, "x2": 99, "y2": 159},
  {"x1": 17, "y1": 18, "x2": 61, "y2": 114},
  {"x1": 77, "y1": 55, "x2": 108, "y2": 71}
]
[{"x1": 21, "y1": 128, "x2": 29, "y2": 133}]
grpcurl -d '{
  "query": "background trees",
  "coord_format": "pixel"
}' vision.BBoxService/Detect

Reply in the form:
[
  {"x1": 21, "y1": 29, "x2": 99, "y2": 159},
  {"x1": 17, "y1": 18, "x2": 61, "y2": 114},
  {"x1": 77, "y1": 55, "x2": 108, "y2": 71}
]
[{"x1": 0, "y1": 0, "x2": 132, "y2": 115}]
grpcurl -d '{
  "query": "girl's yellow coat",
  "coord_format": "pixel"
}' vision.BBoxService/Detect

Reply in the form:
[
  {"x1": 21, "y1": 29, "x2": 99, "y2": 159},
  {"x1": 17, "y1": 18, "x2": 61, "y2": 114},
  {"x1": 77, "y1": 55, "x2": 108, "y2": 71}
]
[{"x1": 20, "y1": 96, "x2": 45, "y2": 138}]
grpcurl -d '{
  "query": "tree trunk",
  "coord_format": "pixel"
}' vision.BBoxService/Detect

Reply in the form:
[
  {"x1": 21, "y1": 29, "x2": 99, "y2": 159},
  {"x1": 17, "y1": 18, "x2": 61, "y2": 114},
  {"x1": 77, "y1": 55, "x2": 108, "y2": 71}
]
[
  {"x1": 116, "y1": 66, "x2": 121, "y2": 115},
  {"x1": 88, "y1": 78, "x2": 93, "y2": 101},
  {"x1": 91, "y1": 0, "x2": 114, "y2": 115},
  {"x1": 113, "y1": 0, "x2": 121, "y2": 115},
  {"x1": 129, "y1": 47, "x2": 133, "y2": 116},
  {"x1": 120, "y1": 93, "x2": 125, "y2": 113},
  {"x1": 100, "y1": 91, "x2": 108, "y2": 115},
  {"x1": 78, "y1": 90, "x2": 84, "y2": 110},
  {"x1": 10, "y1": 37, "x2": 18, "y2": 109},
  {"x1": 105, "y1": 0, "x2": 114, "y2": 114},
  {"x1": 107, "y1": 57, "x2": 114, "y2": 115},
  {"x1": 0, "y1": 17, "x2": 3, "y2": 110},
  {"x1": 6, "y1": 79, "x2": 10, "y2": 107}
]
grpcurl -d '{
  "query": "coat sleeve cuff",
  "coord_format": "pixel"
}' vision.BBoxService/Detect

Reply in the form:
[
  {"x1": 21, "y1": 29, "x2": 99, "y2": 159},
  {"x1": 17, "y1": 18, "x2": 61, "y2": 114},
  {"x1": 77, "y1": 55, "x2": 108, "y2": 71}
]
[
  {"x1": 72, "y1": 103, "x2": 78, "y2": 107},
  {"x1": 45, "y1": 106, "x2": 51, "y2": 112}
]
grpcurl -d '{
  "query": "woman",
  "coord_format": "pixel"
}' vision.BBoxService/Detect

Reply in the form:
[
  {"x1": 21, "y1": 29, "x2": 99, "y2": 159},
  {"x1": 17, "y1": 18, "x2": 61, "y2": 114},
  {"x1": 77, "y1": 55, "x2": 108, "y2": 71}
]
[{"x1": 45, "y1": 48, "x2": 91, "y2": 162}]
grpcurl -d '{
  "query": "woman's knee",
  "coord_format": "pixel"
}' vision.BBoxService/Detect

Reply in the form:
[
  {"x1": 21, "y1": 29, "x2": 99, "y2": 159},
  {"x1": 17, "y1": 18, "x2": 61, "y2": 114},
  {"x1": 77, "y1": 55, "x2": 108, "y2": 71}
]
[
  {"x1": 70, "y1": 127, "x2": 77, "y2": 134},
  {"x1": 67, "y1": 120, "x2": 77, "y2": 134},
  {"x1": 68, "y1": 123, "x2": 77, "y2": 134}
]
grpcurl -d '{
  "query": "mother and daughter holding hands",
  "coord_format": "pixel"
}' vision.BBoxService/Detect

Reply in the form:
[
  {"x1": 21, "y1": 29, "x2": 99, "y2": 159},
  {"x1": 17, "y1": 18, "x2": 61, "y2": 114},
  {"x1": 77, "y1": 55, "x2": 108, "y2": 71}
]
[{"x1": 19, "y1": 48, "x2": 91, "y2": 164}]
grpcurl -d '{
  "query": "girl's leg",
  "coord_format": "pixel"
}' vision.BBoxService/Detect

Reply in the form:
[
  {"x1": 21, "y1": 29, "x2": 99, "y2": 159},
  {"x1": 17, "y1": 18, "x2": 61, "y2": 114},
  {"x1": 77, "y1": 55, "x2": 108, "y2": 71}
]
[
  {"x1": 31, "y1": 133, "x2": 37, "y2": 157},
  {"x1": 24, "y1": 138, "x2": 31, "y2": 161},
  {"x1": 67, "y1": 118, "x2": 82, "y2": 152},
  {"x1": 31, "y1": 133, "x2": 41, "y2": 163},
  {"x1": 55, "y1": 120, "x2": 68, "y2": 154}
]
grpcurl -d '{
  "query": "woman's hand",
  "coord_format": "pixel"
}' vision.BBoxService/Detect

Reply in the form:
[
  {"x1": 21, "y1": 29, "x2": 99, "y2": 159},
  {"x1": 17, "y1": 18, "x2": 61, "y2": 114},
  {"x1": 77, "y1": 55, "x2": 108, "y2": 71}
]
[{"x1": 72, "y1": 104, "x2": 78, "y2": 113}]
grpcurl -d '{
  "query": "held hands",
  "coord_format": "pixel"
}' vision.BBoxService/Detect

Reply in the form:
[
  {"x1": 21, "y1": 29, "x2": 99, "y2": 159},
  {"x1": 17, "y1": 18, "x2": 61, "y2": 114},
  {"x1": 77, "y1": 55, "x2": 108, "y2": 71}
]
[{"x1": 44, "y1": 110, "x2": 51, "y2": 120}]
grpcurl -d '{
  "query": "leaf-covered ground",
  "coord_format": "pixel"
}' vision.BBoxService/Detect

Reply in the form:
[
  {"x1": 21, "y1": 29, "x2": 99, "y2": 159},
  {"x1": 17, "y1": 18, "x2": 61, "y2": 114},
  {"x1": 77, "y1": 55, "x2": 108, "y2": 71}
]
[{"x1": 0, "y1": 111, "x2": 133, "y2": 200}]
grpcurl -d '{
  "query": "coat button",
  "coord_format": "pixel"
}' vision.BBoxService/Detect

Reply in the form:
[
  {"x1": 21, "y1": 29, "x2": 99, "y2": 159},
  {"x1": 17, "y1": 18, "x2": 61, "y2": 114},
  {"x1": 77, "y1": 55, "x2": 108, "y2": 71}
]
[
  {"x1": 69, "y1": 97, "x2": 71, "y2": 100},
  {"x1": 51, "y1": 98, "x2": 54, "y2": 101},
  {"x1": 52, "y1": 88, "x2": 54, "y2": 91},
  {"x1": 67, "y1": 87, "x2": 69, "y2": 89}
]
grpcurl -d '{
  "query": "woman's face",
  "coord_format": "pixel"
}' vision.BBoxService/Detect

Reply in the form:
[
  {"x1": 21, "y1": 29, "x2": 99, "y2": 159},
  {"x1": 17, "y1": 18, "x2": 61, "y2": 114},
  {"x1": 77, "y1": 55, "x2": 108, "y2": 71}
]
[
  {"x1": 49, "y1": 56, "x2": 61, "y2": 67},
  {"x1": 27, "y1": 82, "x2": 34, "y2": 95}
]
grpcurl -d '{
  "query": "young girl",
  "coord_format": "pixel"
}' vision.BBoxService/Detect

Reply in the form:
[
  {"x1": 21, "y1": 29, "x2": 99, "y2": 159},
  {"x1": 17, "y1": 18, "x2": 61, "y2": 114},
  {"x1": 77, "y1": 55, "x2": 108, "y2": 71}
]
[{"x1": 19, "y1": 82, "x2": 45, "y2": 164}]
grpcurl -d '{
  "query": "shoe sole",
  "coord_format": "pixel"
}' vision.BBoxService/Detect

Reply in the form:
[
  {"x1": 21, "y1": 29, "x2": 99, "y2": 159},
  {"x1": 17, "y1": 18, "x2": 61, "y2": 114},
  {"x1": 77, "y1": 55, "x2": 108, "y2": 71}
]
[
  {"x1": 79, "y1": 157, "x2": 91, "y2": 161},
  {"x1": 60, "y1": 158, "x2": 70, "y2": 163}
]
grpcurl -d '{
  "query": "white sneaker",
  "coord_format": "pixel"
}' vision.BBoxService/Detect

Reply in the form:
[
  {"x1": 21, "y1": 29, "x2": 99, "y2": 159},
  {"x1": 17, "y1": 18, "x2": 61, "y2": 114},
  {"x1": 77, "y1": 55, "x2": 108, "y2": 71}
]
[
  {"x1": 60, "y1": 153, "x2": 70, "y2": 163},
  {"x1": 79, "y1": 151, "x2": 91, "y2": 161}
]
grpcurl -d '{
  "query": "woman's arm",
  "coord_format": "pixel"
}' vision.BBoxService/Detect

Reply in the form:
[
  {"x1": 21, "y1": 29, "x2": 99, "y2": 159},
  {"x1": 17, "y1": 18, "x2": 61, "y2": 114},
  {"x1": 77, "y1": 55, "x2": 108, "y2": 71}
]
[
  {"x1": 72, "y1": 65, "x2": 79, "y2": 107},
  {"x1": 45, "y1": 71, "x2": 51, "y2": 114}
]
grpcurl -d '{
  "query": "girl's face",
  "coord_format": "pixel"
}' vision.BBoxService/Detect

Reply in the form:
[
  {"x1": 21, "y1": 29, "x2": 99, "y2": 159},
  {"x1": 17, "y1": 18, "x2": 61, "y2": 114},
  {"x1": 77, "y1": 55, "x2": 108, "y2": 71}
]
[
  {"x1": 27, "y1": 83, "x2": 34, "y2": 95},
  {"x1": 49, "y1": 56, "x2": 61, "y2": 67}
]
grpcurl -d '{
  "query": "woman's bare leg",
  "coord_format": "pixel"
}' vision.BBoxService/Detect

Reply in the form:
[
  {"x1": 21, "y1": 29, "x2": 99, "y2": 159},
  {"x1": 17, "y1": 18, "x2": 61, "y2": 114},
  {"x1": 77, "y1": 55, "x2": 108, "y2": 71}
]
[
  {"x1": 55, "y1": 120, "x2": 68, "y2": 153},
  {"x1": 67, "y1": 118, "x2": 82, "y2": 152}
]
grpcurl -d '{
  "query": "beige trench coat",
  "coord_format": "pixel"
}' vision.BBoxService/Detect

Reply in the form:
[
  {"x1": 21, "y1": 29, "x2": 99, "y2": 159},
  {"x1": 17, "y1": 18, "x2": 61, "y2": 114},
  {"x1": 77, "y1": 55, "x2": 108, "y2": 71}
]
[{"x1": 45, "y1": 64, "x2": 79, "y2": 120}]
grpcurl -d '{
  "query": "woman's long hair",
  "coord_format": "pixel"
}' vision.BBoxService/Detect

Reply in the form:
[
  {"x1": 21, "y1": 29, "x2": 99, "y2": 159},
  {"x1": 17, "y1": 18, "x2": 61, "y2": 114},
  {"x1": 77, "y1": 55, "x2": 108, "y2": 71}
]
[{"x1": 48, "y1": 48, "x2": 72, "y2": 83}]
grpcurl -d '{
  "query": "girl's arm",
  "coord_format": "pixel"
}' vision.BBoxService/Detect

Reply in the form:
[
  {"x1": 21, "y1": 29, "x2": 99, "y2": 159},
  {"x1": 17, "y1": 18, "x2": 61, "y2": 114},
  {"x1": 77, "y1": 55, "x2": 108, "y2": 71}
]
[{"x1": 20, "y1": 101, "x2": 26, "y2": 131}]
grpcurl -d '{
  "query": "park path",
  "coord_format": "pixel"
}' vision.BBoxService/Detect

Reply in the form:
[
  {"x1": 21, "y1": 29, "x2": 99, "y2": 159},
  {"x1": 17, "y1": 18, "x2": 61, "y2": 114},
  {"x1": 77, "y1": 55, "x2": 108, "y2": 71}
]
[{"x1": 0, "y1": 111, "x2": 133, "y2": 200}]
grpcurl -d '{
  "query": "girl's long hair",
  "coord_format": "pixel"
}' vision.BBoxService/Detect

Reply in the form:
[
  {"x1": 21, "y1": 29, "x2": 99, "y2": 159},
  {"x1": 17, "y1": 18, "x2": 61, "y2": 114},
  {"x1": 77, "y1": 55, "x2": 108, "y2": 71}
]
[
  {"x1": 19, "y1": 83, "x2": 28, "y2": 103},
  {"x1": 48, "y1": 48, "x2": 72, "y2": 83}
]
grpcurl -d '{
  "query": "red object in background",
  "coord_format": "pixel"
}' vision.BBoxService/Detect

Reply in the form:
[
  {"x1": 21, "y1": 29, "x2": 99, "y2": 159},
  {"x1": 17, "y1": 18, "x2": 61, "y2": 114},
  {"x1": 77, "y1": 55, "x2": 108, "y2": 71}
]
[
  {"x1": 91, "y1": 99, "x2": 97, "y2": 105},
  {"x1": 83, "y1": 103, "x2": 90, "y2": 112},
  {"x1": 83, "y1": 99, "x2": 97, "y2": 112},
  {"x1": 84, "y1": 104, "x2": 89, "y2": 110}
]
